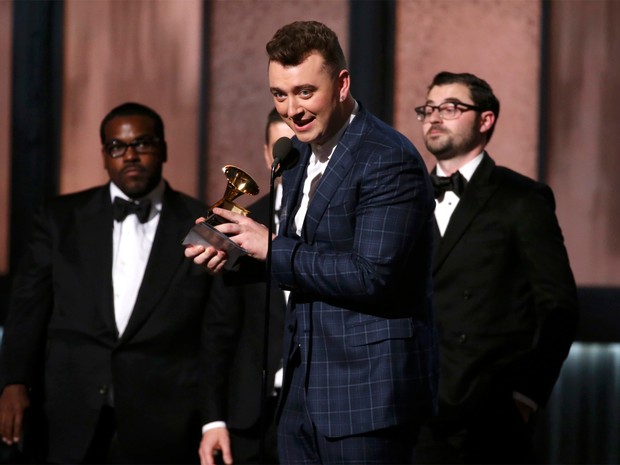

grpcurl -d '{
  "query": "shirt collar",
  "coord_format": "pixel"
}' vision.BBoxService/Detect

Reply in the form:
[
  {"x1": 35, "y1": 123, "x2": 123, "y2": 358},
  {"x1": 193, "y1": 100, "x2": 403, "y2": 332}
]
[{"x1": 436, "y1": 152, "x2": 484, "y2": 182}]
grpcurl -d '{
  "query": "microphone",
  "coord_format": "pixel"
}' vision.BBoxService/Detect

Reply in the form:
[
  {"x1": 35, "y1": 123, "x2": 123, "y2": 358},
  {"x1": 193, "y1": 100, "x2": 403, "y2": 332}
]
[
  {"x1": 260, "y1": 135, "x2": 298, "y2": 461},
  {"x1": 271, "y1": 137, "x2": 300, "y2": 178}
]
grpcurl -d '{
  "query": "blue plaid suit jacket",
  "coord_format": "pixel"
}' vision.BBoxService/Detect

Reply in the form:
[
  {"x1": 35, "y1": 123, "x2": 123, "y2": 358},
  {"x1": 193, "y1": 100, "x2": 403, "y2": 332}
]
[{"x1": 272, "y1": 104, "x2": 439, "y2": 437}]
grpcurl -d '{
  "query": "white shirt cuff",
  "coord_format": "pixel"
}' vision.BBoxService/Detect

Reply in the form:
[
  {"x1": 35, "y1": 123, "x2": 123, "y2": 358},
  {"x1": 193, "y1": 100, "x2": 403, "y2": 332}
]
[
  {"x1": 513, "y1": 391, "x2": 538, "y2": 411},
  {"x1": 202, "y1": 421, "x2": 227, "y2": 434}
]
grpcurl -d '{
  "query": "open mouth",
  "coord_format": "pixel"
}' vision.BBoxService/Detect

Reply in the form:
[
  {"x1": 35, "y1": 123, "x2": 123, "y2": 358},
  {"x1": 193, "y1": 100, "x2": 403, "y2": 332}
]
[{"x1": 292, "y1": 116, "x2": 315, "y2": 131}]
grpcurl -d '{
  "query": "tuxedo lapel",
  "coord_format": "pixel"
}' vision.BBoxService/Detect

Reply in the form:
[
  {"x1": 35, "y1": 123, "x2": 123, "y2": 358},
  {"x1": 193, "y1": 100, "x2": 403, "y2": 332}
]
[
  {"x1": 119, "y1": 187, "x2": 190, "y2": 342},
  {"x1": 74, "y1": 186, "x2": 117, "y2": 335},
  {"x1": 433, "y1": 154, "x2": 499, "y2": 273}
]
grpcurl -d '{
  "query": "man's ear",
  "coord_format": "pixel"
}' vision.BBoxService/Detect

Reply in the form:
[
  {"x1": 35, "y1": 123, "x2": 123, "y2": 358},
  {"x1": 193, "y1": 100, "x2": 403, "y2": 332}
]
[
  {"x1": 161, "y1": 141, "x2": 168, "y2": 162},
  {"x1": 338, "y1": 69, "x2": 350, "y2": 102},
  {"x1": 479, "y1": 111, "x2": 495, "y2": 135}
]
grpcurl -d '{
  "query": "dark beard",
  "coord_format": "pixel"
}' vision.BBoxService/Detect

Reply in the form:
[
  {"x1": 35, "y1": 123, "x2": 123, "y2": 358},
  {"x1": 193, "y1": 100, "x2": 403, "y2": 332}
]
[{"x1": 424, "y1": 125, "x2": 479, "y2": 161}]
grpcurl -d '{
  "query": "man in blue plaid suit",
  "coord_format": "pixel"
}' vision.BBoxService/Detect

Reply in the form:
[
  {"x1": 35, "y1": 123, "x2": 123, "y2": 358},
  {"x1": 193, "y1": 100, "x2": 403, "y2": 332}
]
[{"x1": 186, "y1": 21, "x2": 438, "y2": 465}]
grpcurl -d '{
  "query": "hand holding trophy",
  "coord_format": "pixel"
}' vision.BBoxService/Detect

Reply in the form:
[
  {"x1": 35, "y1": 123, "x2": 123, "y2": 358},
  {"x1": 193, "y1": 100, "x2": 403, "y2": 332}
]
[
  {"x1": 204, "y1": 165, "x2": 260, "y2": 225},
  {"x1": 182, "y1": 165, "x2": 260, "y2": 269}
]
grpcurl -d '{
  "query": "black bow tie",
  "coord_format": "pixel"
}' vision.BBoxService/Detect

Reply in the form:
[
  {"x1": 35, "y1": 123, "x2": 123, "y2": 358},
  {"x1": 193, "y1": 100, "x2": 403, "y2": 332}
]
[
  {"x1": 430, "y1": 171, "x2": 467, "y2": 200},
  {"x1": 112, "y1": 197, "x2": 152, "y2": 223}
]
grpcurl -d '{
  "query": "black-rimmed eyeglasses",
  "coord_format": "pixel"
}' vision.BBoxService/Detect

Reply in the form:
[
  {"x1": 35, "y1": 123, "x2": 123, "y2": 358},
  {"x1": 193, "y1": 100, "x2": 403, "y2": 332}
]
[
  {"x1": 414, "y1": 102, "x2": 483, "y2": 122},
  {"x1": 103, "y1": 137, "x2": 162, "y2": 158}
]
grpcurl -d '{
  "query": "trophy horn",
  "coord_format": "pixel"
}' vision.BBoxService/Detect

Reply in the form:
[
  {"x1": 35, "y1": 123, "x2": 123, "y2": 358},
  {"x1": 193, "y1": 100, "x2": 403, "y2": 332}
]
[{"x1": 209, "y1": 165, "x2": 260, "y2": 217}]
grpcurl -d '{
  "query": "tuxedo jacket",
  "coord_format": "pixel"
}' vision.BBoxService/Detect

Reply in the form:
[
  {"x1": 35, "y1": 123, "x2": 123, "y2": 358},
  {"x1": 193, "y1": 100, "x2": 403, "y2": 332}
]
[
  {"x1": 202, "y1": 193, "x2": 286, "y2": 430},
  {"x1": 431, "y1": 153, "x2": 579, "y2": 432},
  {"x1": 0, "y1": 183, "x2": 213, "y2": 463},
  {"x1": 271, "y1": 104, "x2": 439, "y2": 438}
]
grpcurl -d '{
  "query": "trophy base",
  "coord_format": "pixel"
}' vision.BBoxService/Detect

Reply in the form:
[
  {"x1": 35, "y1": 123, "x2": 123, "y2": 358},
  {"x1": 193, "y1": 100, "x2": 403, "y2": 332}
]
[{"x1": 182, "y1": 221, "x2": 248, "y2": 271}]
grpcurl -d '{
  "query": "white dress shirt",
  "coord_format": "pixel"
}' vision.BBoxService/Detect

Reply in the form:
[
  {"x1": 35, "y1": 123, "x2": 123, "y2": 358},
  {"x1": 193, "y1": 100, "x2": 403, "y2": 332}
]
[
  {"x1": 110, "y1": 180, "x2": 164, "y2": 336},
  {"x1": 434, "y1": 153, "x2": 483, "y2": 236}
]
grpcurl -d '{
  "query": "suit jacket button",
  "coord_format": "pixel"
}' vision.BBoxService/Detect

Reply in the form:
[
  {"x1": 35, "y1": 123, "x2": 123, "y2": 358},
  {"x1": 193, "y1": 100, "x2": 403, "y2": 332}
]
[
  {"x1": 463, "y1": 290, "x2": 472, "y2": 300},
  {"x1": 99, "y1": 385, "x2": 109, "y2": 396},
  {"x1": 458, "y1": 333, "x2": 467, "y2": 344}
]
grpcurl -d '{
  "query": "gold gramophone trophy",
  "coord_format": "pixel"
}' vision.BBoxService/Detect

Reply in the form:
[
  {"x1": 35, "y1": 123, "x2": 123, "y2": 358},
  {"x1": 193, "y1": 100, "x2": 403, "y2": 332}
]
[
  {"x1": 182, "y1": 165, "x2": 260, "y2": 268},
  {"x1": 204, "y1": 165, "x2": 260, "y2": 224}
]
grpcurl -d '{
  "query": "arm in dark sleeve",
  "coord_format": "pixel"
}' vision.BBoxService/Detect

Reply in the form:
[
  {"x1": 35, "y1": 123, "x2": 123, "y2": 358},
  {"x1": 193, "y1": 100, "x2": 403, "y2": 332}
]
[
  {"x1": 201, "y1": 274, "x2": 245, "y2": 424},
  {"x1": 512, "y1": 184, "x2": 579, "y2": 406},
  {"x1": 1, "y1": 205, "x2": 54, "y2": 389}
]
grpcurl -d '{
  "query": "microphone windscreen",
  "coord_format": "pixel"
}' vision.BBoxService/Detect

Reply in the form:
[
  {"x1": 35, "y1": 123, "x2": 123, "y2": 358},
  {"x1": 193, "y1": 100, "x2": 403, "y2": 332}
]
[
  {"x1": 272, "y1": 137, "x2": 300, "y2": 177},
  {"x1": 273, "y1": 137, "x2": 292, "y2": 162},
  {"x1": 282, "y1": 146, "x2": 300, "y2": 171}
]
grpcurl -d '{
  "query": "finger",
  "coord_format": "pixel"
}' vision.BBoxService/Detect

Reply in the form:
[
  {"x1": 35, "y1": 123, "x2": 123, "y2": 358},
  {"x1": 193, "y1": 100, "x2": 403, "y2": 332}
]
[
  {"x1": 0, "y1": 418, "x2": 14, "y2": 445},
  {"x1": 12, "y1": 411, "x2": 23, "y2": 443},
  {"x1": 209, "y1": 260, "x2": 227, "y2": 274},
  {"x1": 208, "y1": 250, "x2": 229, "y2": 271},
  {"x1": 222, "y1": 447, "x2": 233, "y2": 465},
  {"x1": 211, "y1": 208, "x2": 242, "y2": 223},
  {"x1": 184, "y1": 244, "x2": 205, "y2": 259},
  {"x1": 199, "y1": 445, "x2": 214, "y2": 465},
  {"x1": 194, "y1": 216, "x2": 207, "y2": 225},
  {"x1": 191, "y1": 248, "x2": 220, "y2": 267},
  {"x1": 0, "y1": 424, "x2": 12, "y2": 445},
  {"x1": 0, "y1": 414, "x2": 7, "y2": 441},
  {"x1": 214, "y1": 222, "x2": 239, "y2": 235}
]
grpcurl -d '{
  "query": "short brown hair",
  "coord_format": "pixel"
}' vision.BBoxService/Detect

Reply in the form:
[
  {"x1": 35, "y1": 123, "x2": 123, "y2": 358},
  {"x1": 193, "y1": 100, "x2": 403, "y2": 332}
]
[
  {"x1": 266, "y1": 21, "x2": 347, "y2": 78},
  {"x1": 429, "y1": 72, "x2": 500, "y2": 141}
]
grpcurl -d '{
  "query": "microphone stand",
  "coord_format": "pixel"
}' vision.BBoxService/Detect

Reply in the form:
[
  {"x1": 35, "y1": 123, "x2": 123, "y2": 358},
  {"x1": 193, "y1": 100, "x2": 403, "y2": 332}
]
[{"x1": 259, "y1": 163, "x2": 278, "y2": 464}]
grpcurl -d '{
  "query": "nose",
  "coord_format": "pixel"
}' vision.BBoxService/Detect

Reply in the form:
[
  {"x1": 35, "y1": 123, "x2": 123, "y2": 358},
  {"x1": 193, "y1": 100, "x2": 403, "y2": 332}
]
[
  {"x1": 122, "y1": 144, "x2": 140, "y2": 161},
  {"x1": 427, "y1": 107, "x2": 442, "y2": 124},
  {"x1": 286, "y1": 97, "x2": 303, "y2": 119}
]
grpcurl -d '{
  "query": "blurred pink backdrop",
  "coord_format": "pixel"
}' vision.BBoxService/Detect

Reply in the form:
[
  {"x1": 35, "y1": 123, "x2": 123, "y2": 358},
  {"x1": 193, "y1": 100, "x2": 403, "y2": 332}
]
[{"x1": 0, "y1": 0, "x2": 618, "y2": 285}]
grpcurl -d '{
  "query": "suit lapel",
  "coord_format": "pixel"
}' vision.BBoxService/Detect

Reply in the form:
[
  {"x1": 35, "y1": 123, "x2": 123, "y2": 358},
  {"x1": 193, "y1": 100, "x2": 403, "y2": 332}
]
[
  {"x1": 119, "y1": 186, "x2": 191, "y2": 342},
  {"x1": 433, "y1": 153, "x2": 499, "y2": 273},
  {"x1": 75, "y1": 186, "x2": 117, "y2": 335},
  {"x1": 302, "y1": 109, "x2": 366, "y2": 243}
]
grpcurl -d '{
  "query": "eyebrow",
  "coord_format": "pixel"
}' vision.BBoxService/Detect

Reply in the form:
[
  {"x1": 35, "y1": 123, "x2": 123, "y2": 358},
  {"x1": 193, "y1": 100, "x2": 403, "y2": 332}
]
[
  {"x1": 425, "y1": 98, "x2": 471, "y2": 105},
  {"x1": 270, "y1": 84, "x2": 317, "y2": 94}
]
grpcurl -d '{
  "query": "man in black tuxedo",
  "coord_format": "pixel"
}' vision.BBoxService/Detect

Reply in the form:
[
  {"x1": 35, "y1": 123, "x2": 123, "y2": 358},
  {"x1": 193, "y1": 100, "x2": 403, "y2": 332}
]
[
  {"x1": 413, "y1": 71, "x2": 579, "y2": 463},
  {"x1": 199, "y1": 108, "x2": 294, "y2": 464},
  {"x1": 0, "y1": 102, "x2": 213, "y2": 464}
]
